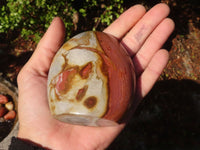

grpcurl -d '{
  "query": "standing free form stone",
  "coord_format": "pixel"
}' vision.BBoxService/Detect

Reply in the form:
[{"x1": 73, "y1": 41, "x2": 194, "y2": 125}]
[{"x1": 47, "y1": 31, "x2": 136, "y2": 126}]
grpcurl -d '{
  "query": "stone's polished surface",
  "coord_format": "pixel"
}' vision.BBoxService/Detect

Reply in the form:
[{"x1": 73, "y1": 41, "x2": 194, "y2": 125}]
[{"x1": 47, "y1": 31, "x2": 135, "y2": 126}]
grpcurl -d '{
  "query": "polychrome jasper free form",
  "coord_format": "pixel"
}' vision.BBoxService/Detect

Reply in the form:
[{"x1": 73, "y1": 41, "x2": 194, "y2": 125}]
[{"x1": 47, "y1": 31, "x2": 136, "y2": 126}]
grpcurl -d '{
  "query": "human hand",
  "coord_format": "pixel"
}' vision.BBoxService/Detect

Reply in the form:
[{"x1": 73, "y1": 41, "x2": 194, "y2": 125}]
[{"x1": 17, "y1": 3, "x2": 174, "y2": 150}]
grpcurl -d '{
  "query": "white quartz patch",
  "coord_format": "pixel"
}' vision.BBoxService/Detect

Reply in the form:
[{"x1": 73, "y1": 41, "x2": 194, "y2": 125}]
[{"x1": 66, "y1": 48, "x2": 98, "y2": 66}]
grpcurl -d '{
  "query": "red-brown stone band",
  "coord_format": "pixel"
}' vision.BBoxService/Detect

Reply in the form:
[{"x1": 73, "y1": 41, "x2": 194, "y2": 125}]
[{"x1": 96, "y1": 32, "x2": 135, "y2": 121}]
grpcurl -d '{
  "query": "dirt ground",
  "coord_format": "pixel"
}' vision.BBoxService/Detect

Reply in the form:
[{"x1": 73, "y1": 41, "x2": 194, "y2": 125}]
[{"x1": 0, "y1": 0, "x2": 200, "y2": 149}]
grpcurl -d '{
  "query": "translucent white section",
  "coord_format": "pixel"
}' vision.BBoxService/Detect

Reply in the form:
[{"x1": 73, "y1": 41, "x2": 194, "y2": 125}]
[
  {"x1": 66, "y1": 48, "x2": 98, "y2": 66},
  {"x1": 55, "y1": 114, "x2": 118, "y2": 127}
]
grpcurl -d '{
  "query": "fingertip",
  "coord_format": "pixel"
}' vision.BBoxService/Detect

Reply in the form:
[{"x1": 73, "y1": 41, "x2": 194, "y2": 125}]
[
  {"x1": 161, "y1": 49, "x2": 169, "y2": 60},
  {"x1": 50, "y1": 17, "x2": 65, "y2": 31},
  {"x1": 128, "y1": 4, "x2": 146, "y2": 13},
  {"x1": 38, "y1": 17, "x2": 65, "y2": 50},
  {"x1": 157, "y1": 3, "x2": 170, "y2": 10},
  {"x1": 104, "y1": 4, "x2": 146, "y2": 38},
  {"x1": 155, "y1": 3, "x2": 170, "y2": 14},
  {"x1": 122, "y1": 4, "x2": 146, "y2": 22},
  {"x1": 154, "y1": 49, "x2": 169, "y2": 67},
  {"x1": 165, "y1": 18, "x2": 175, "y2": 31},
  {"x1": 46, "y1": 17, "x2": 65, "y2": 38},
  {"x1": 147, "y1": 3, "x2": 170, "y2": 18},
  {"x1": 51, "y1": 17, "x2": 62, "y2": 24}
]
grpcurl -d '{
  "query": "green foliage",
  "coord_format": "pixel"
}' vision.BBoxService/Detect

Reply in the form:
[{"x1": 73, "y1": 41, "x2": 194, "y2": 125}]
[
  {"x1": 99, "y1": 0, "x2": 124, "y2": 26},
  {"x1": 0, "y1": 0, "x2": 75, "y2": 43},
  {"x1": 0, "y1": 0, "x2": 124, "y2": 43}
]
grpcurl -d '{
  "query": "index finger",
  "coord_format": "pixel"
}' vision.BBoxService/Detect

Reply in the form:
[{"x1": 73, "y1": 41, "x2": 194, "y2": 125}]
[{"x1": 103, "y1": 4, "x2": 146, "y2": 39}]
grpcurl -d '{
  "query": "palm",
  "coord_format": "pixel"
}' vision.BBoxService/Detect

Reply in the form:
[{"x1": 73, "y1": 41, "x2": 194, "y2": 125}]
[
  {"x1": 18, "y1": 76, "x2": 122, "y2": 150},
  {"x1": 17, "y1": 4, "x2": 174, "y2": 150}
]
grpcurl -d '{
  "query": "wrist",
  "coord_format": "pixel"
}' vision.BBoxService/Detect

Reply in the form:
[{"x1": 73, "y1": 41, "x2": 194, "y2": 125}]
[
  {"x1": 17, "y1": 127, "x2": 52, "y2": 149},
  {"x1": 17, "y1": 126, "x2": 64, "y2": 150}
]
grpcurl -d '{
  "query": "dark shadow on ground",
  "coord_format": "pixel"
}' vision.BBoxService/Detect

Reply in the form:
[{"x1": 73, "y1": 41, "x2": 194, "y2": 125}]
[
  {"x1": 168, "y1": 0, "x2": 200, "y2": 35},
  {"x1": 108, "y1": 79, "x2": 200, "y2": 150}
]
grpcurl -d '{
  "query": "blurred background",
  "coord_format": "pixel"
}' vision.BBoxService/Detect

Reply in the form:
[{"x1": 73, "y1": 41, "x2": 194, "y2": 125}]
[{"x1": 0, "y1": 0, "x2": 200, "y2": 149}]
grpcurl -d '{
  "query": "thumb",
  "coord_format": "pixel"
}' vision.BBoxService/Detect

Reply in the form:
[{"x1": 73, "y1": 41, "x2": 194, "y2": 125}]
[{"x1": 23, "y1": 17, "x2": 66, "y2": 77}]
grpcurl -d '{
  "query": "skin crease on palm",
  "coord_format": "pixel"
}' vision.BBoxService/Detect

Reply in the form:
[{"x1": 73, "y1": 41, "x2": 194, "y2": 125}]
[{"x1": 16, "y1": 3, "x2": 174, "y2": 150}]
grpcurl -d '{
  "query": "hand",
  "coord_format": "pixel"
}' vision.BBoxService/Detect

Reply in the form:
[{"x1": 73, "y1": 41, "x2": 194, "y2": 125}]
[{"x1": 17, "y1": 3, "x2": 174, "y2": 150}]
